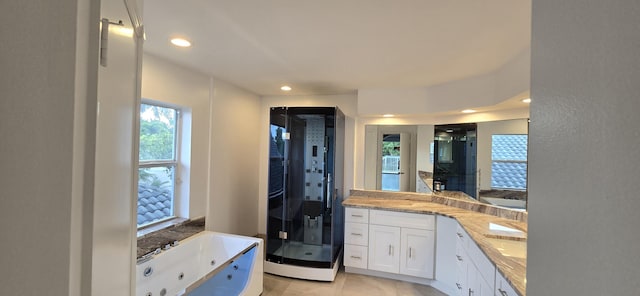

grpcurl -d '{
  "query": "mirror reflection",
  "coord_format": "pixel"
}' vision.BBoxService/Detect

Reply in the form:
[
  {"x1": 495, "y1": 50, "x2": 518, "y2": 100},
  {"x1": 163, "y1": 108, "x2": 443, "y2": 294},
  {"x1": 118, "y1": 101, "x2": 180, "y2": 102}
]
[{"x1": 364, "y1": 118, "x2": 528, "y2": 210}]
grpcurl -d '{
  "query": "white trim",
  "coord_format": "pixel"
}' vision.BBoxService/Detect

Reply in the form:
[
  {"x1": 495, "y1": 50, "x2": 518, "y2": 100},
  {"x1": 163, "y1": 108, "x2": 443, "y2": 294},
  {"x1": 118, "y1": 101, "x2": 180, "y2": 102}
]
[{"x1": 264, "y1": 256, "x2": 342, "y2": 282}]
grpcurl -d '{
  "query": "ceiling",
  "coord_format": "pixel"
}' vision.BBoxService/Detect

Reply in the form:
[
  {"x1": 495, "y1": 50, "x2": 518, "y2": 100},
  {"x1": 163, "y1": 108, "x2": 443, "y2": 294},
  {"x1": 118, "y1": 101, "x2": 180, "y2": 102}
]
[{"x1": 143, "y1": 1, "x2": 531, "y2": 97}]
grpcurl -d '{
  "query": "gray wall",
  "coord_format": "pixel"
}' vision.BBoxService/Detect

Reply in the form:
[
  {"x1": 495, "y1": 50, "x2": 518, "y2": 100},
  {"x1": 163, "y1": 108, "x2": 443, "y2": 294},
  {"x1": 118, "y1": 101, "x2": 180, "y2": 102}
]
[
  {"x1": 0, "y1": 1, "x2": 91, "y2": 295},
  {"x1": 528, "y1": 1, "x2": 640, "y2": 295}
]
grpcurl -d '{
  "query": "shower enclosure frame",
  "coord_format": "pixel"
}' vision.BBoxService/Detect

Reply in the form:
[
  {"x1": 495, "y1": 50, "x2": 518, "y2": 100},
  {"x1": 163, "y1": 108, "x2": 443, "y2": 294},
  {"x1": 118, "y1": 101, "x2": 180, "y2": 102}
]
[{"x1": 264, "y1": 106, "x2": 345, "y2": 281}]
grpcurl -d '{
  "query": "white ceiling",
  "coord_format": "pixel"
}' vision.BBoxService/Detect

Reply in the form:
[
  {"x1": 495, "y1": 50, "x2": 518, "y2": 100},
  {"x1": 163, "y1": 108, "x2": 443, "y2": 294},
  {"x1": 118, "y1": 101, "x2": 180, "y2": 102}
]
[{"x1": 143, "y1": 0, "x2": 531, "y2": 97}]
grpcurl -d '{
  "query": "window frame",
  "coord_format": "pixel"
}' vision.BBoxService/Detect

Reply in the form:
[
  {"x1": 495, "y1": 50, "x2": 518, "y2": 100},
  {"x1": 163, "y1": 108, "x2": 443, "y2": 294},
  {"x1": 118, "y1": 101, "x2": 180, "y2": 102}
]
[{"x1": 137, "y1": 101, "x2": 182, "y2": 228}]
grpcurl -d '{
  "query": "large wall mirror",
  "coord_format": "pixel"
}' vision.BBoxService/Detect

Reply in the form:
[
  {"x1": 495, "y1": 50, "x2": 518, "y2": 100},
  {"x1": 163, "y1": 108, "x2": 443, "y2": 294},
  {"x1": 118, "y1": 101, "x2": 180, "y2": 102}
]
[{"x1": 364, "y1": 118, "x2": 528, "y2": 210}]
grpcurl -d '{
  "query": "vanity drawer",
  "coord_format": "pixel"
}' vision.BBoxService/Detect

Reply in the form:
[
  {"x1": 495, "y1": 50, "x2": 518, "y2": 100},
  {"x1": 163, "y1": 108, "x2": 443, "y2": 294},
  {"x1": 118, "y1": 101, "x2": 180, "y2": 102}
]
[
  {"x1": 345, "y1": 207, "x2": 369, "y2": 224},
  {"x1": 455, "y1": 224, "x2": 468, "y2": 249},
  {"x1": 369, "y1": 209, "x2": 435, "y2": 230},
  {"x1": 344, "y1": 244, "x2": 368, "y2": 269},
  {"x1": 345, "y1": 222, "x2": 369, "y2": 246},
  {"x1": 455, "y1": 243, "x2": 466, "y2": 269}
]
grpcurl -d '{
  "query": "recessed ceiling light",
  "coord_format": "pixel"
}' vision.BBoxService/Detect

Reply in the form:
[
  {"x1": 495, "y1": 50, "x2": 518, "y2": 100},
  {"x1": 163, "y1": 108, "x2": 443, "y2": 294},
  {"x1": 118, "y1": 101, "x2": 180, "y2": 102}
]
[
  {"x1": 522, "y1": 98, "x2": 532, "y2": 103},
  {"x1": 280, "y1": 85, "x2": 292, "y2": 91},
  {"x1": 170, "y1": 37, "x2": 192, "y2": 47},
  {"x1": 383, "y1": 114, "x2": 394, "y2": 118},
  {"x1": 462, "y1": 109, "x2": 476, "y2": 113}
]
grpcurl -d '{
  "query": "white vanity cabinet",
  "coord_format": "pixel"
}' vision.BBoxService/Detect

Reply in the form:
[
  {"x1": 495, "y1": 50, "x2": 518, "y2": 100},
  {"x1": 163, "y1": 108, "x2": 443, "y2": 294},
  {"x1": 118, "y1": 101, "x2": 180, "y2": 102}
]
[
  {"x1": 344, "y1": 208, "x2": 370, "y2": 269},
  {"x1": 467, "y1": 261, "x2": 494, "y2": 296},
  {"x1": 435, "y1": 216, "x2": 458, "y2": 293},
  {"x1": 368, "y1": 209, "x2": 436, "y2": 278},
  {"x1": 468, "y1": 241, "x2": 495, "y2": 296},
  {"x1": 454, "y1": 226, "x2": 495, "y2": 296},
  {"x1": 495, "y1": 271, "x2": 519, "y2": 296},
  {"x1": 344, "y1": 207, "x2": 436, "y2": 280},
  {"x1": 344, "y1": 206, "x2": 522, "y2": 296}
]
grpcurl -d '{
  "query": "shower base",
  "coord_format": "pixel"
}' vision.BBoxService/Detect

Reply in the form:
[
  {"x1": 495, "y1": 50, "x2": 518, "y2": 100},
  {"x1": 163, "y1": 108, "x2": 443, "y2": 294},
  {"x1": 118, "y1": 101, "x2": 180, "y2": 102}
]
[{"x1": 265, "y1": 242, "x2": 341, "y2": 281}]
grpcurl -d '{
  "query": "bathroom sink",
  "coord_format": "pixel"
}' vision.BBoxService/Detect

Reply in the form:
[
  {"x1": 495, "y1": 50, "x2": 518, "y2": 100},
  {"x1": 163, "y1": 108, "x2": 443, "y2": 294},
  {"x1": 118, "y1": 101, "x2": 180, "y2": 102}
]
[
  {"x1": 483, "y1": 223, "x2": 527, "y2": 258},
  {"x1": 484, "y1": 237, "x2": 527, "y2": 259},
  {"x1": 489, "y1": 222, "x2": 524, "y2": 234},
  {"x1": 485, "y1": 222, "x2": 526, "y2": 240}
]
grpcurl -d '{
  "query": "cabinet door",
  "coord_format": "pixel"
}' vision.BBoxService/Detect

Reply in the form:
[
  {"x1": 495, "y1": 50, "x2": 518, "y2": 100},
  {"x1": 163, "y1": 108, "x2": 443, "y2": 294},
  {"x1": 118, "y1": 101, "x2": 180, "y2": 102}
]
[
  {"x1": 477, "y1": 276, "x2": 494, "y2": 296},
  {"x1": 467, "y1": 241, "x2": 495, "y2": 291},
  {"x1": 399, "y1": 228, "x2": 435, "y2": 278},
  {"x1": 467, "y1": 263, "x2": 478, "y2": 296},
  {"x1": 435, "y1": 216, "x2": 458, "y2": 289},
  {"x1": 495, "y1": 272, "x2": 519, "y2": 296},
  {"x1": 368, "y1": 224, "x2": 400, "y2": 273},
  {"x1": 467, "y1": 260, "x2": 494, "y2": 296}
]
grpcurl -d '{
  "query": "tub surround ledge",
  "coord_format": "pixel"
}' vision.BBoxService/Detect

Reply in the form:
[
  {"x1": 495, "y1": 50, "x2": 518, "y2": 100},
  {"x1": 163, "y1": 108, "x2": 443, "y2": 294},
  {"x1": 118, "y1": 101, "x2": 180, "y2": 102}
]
[
  {"x1": 343, "y1": 190, "x2": 527, "y2": 296},
  {"x1": 137, "y1": 217, "x2": 205, "y2": 258}
]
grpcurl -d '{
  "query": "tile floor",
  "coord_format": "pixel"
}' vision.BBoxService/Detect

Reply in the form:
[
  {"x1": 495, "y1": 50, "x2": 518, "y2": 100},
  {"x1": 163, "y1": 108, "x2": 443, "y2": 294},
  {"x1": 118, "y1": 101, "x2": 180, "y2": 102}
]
[{"x1": 262, "y1": 269, "x2": 447, "y2": 296}]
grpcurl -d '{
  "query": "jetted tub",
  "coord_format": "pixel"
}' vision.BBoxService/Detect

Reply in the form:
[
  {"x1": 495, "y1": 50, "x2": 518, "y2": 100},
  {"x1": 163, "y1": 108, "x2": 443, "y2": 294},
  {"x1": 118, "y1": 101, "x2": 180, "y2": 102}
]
[{"x1": 136, "y1": 231, "x2": 263, "y2": 296}]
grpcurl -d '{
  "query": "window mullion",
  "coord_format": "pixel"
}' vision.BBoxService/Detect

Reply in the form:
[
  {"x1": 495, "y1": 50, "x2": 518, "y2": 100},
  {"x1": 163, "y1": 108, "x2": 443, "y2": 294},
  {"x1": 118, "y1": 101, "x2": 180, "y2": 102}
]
[{"x1": 139, "y1": 161, "x2": 177, "y2": 168}]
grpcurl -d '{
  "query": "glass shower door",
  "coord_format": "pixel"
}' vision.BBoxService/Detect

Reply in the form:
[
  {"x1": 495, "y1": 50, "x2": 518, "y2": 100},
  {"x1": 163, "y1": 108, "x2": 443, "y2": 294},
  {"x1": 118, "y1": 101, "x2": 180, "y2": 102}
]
[
  {"x1": 266, "y1": 107, "x2": 343, "y2": 269},
  {"x1": 281, "y1": 108, "x2": 332, "y2": 268},
  {"x1": 266, "y1": 107, "x2": 287, "y2": 264}
]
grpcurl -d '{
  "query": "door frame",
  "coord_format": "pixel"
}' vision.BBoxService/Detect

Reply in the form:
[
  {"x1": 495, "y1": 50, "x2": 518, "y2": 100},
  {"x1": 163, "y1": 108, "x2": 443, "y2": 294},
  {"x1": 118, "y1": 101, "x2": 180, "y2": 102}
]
[{"x1": 367, "y1": 125, "x2": 417, "y2": 192}]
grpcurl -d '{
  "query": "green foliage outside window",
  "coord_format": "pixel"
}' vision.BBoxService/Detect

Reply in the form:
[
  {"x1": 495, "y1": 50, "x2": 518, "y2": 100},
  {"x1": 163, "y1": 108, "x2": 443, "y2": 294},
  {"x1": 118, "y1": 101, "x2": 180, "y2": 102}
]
[
  {"x1": 139, "y1": 104, "x2": 176, "y2": 161},
  {"x1": 382, "y1": 141, "x2": 400, "y2": 156}
]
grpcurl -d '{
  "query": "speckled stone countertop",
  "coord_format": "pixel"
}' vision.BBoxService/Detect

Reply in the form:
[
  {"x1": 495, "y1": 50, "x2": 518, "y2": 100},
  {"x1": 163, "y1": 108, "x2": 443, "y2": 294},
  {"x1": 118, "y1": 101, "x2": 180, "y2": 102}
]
[
  {"x1": 136, "y1": 218, "x2": 205, "y2": 259},
  {"x1": 350, "y1": 189, "x2": 527, "y2": 223},
  {"x1": 344, "y1": 190, "x2": 527, "y2": 296}
]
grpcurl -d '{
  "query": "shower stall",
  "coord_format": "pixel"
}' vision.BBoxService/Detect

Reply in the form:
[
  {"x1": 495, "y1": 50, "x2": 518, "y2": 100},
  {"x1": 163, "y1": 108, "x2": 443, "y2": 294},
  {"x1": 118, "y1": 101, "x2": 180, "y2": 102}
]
[{"x1": 265, "y1": 107, "x2": 345, "y2": 281}]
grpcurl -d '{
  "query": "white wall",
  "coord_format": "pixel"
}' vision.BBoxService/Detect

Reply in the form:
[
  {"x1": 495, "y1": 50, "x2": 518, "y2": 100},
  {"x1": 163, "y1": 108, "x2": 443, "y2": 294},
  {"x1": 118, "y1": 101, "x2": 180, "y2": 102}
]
[
  {"x1": 207, "y1": 78, "x2": 262, "y2": 236},
  {"x1": 142, "y1": 54, "x2": 263, "y2": 237},
  {"x1": 357, "y1": 48, "x2": 530, "y2": 116},
  {"x1": 258, "y1": 94, "x2": 358, "y2": 234},
  {"x1": 476, "y1": 119, "x2": 528, "y2": 190},
  {"x1": 528, "y1": 1, "x2": 640, "y2": 294},
  {"x1": 142, "y1": 53, "x2": 211, "y2": 219},
  {"x1": 416, "y1": 125, "x2": 435, "y2": 175}
]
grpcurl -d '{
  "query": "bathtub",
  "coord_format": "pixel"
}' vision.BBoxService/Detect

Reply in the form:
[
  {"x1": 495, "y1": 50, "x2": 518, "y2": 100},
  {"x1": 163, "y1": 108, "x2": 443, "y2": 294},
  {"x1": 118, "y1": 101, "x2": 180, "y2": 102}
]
[{"x1": 136, "y1": 231, "x2": 263, "y2": 296}]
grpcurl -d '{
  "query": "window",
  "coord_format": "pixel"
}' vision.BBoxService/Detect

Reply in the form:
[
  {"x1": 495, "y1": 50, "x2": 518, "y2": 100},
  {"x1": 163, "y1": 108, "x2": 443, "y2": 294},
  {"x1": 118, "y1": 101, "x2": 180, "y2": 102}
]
[
  {"x1": 491, "y1": 134, "x2": 528, "y2": 190},
  {"x1": 137, "y1": 103, "x2": 179, "y2": 227}
]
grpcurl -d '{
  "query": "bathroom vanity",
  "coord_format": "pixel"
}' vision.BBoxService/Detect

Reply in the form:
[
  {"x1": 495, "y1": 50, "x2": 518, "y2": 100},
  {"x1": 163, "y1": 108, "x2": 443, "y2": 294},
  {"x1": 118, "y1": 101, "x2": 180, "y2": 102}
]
[{"x1": 343, "y1": 190, "x2": 527, "y2": 296}]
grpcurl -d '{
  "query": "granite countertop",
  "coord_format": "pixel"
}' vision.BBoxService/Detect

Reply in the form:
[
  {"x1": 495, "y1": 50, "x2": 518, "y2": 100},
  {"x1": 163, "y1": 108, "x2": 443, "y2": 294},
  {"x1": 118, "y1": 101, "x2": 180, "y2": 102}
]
[
  {"x1": 136, "y1": 218, "x2": 205, "y2": 259},
  {"x1": 343, "y1": 191, "x2": 527, "y2": 296}
]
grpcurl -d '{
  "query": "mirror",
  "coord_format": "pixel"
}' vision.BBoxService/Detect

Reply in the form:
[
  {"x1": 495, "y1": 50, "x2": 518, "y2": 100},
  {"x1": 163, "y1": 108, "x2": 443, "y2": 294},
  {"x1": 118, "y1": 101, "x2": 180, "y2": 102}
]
[{"x1": 364, "y1": 118, "x2": 528, "y2": 210}]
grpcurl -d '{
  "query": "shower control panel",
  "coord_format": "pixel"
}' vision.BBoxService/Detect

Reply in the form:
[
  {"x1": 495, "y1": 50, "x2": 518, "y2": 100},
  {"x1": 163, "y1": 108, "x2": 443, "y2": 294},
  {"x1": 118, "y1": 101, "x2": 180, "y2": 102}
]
[{"x1": 304, "y1": 118, "x2": 326, "y2": 202}]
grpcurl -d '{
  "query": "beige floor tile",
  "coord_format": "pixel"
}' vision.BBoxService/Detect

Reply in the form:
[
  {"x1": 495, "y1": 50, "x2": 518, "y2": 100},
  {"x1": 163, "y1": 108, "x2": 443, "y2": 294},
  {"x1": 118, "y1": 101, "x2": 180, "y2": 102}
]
[
  {"x1": 340, "y1": 273, "x2": 398, "y2": 296},
  {"x1": 262, "y1": 269, "x2": 447, "y2": 296},
  {"x1": 395, "y1": 281, "x2": 448, "y2": 296},
  {"x1": 280, "y1": 280, "x2": 340, "y2": 296},
  {"x1": 262, "y1": 273, "x2": 291, "y2": 296}
]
